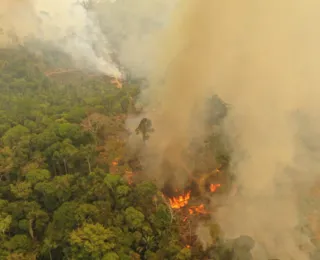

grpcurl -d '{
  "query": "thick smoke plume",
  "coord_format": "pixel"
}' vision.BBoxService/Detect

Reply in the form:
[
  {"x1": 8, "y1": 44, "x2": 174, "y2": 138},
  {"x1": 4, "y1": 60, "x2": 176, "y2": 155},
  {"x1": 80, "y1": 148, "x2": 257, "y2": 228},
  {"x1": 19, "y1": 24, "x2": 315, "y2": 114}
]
[
  {"x1": 0, "y1": 0, "x2": 121, "y2": 77},
  {"x1": 0, "y1": 0, "x2": 177, "y2": 78},
  {"x1": 139, "y1": 0, "x2": 320, "y2": 259},
  {"x1": 93, "y1": 0, "x2": 177, "y2": 78}
]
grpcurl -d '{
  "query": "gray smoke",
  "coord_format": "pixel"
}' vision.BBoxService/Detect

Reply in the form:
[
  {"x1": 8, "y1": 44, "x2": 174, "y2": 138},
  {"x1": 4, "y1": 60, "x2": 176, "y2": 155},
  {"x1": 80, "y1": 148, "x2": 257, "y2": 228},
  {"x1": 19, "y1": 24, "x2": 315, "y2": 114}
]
[
  {"x1": 135, "y1": 0, "x2": 320, "y2": 259},
  {"x1": 93, "y1": 0, "x2": 177, "y2": 78},
  {"x1": 0, "y1": 0, "x2": 177, "y2": 78},
  {"x1": 0, "y1": 0, "x2": 121, "y2": 77}
]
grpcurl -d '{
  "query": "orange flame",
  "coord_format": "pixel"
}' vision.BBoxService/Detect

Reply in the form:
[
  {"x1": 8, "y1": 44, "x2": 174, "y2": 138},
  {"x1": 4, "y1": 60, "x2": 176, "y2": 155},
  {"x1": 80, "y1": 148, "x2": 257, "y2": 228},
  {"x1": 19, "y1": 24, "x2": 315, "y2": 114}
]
[
  {"x1": 125, "y1": 171, "x2": 133, "y2": 185},
  {"x1": 111, "y1": 76, "x2": 122, "y2": 89},
  {"x1": 169, "y1": 191, "x2": 191, "y2": 209},
  {"x1": 188, "y1": 204, "x2": 208, "y2": 215},
  {"x1": 112, "y1": 161, "x2": 118, "y2": 166},
  {"x1": 210, "y1": 183, "x2": 221, "y2": 193}
]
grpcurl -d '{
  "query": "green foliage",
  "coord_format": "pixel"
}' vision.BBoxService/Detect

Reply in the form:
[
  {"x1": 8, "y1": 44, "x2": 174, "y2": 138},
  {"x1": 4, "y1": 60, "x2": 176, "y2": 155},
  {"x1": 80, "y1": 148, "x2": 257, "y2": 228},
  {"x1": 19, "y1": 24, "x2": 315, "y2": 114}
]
[
  {"x1": 176, "y1": 248, "x2": 192, "y2": 260},
  {"x1": 2, "y1": 125, "x2": 30, "y2": 148},
  {"x1": 0, "y1": 147, "x2": 14, "y2": 181},
  {"x1": 5, "y1": 235, "x2": 32, "y2": 253},
  {"x1": 50, "y1": 202, "x2": 78, "y2": 234},
  {"x1": 0, "y1": 47, "x2": 234, "y2": 260},
  {"x1": 34, "y1": 175, "x2": 75, "y2": 210},
  {"x1": 10, "y1": 182, "x2": 32, "y2": 199},
  {"x1": 17, "y1": 219, "x2": 29, "y2": 232},
  {"x1": 104, "y1": 174, "x2": 122, "y2": 189},
  {"x1": 25, "y1": 169, "x2": 51, "y2": 185},
  {"x1": 0, "y1": 213, "x2": 12, "y2": 236},
  {"x1": 125, "y1": 207, "x2": 145, "y2": 230},
  {"x1": 102, "y1": 252, "x2": 120, "y2": 260},
  {"x1": 75, "y1": 203, "x2": 99, "y2": 224},
  {"x1": 69, "y1": 223, "x2": 116, "y2": 259},
  {"x1": 151, "y1": 204, "x2": 172, "y2": 229}
]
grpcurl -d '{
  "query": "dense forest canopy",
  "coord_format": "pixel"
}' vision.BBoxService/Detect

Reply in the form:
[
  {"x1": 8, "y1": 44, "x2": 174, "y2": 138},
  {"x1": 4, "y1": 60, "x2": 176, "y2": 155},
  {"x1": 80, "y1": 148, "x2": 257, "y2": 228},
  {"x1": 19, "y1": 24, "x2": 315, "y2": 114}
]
[
  {"x1": 2, "y1": 1, "x2": 320, "y2": 259},
  {"x1": 0, "y1": 46, "x2": 319, "y2": 260},
  {"x1": 0, "y1": 46, "x2": 238, "y2": 260}
]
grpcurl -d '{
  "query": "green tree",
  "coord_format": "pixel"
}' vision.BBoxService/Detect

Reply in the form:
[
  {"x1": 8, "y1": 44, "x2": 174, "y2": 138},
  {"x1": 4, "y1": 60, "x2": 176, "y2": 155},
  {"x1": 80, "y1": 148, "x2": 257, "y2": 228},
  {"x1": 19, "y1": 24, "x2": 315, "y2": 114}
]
[
  {"x1": 0, "y1": 146, "x2": 14, "y2": 181},
  {"x1": 34, "y1": 175, "x2": 74, "y2": 210},
  {"x1": 26, "y1": 209, "x2": 49, "y2": 239},
  {"x1": 78, "y1": 144, "x2": 96, "y2": 173},
  {"x1": 69, "y1": 223, "x2": 116, "y2": 259},
  {"x1": 75, "y1": 203, "x2": 99, "y2": 224},
  {"x1": 5, "y1": 234, "x2": 32, "y2": 254},
  {"x1": 2, "y1": 125, "x2": 29, "y2": 148},
  {"x1": 0, "y1": 213, "x2": 12, "y2": 238},
  {"x1": 102, "y1": 252, "x2": 120, "y2": 260},
  {"x1": 45, "y1": 202, "x2": 78, "y2": 245},
  {"x1": 10, "y1": 182, "x2": 32, "y2": 200},
  {"x1": 124, "y1": 207, "x2": 145, "y2": 230},
  {"x1": 176, "y1": 248, "x2": 191, "y2": 260},
  {"x1": 135, "y1": 118, "x2": 154, "y2": 142},
  {"x1": 25, "y1": 169, "x2": 51, "y2": 185},
  {"x1": 0, "y1": 47, "x2": 235, "y2": 260}
]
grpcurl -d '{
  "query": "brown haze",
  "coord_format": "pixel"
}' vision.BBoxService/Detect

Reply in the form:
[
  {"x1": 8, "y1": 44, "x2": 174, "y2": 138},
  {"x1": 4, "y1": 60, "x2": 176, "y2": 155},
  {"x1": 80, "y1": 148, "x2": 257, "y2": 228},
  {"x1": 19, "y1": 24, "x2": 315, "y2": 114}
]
[
  {"x1": 2, "y1": 0, "x2": 320, "y2": 258},
  {"x1": 0, "y1": 0, "x2": 37, "y2": 45},
  {"x1": 139, "y1": 0, "x2": 320, "y2": 259}
]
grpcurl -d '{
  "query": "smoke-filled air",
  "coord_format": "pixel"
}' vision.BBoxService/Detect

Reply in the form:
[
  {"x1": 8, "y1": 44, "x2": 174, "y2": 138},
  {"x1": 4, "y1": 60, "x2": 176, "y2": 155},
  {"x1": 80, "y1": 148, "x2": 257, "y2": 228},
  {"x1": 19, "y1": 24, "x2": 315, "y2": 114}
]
[
  {"x1": 0, "y1": 0, "x2": 178, "y2": 79},
  {"x1": 138, "y1": 0, "x2": 320, "y2": 259},
  {"x1": 2, "y1": 0, "x2": 320, "y2": 259},
  {"x1": 0, "y1": 0, "x2": 122, "y2": 77}
]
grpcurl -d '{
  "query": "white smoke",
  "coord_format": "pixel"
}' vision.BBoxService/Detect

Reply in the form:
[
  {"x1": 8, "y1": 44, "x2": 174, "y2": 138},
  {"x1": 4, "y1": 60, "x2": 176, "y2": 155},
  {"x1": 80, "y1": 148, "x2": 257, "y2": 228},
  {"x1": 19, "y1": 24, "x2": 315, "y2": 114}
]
[
  {"x1": 0, "y1": 0, "x2": 122, "y2": 77},
  {"x1": 93, "y1": 0, "x2": 177, "y2": 78}
]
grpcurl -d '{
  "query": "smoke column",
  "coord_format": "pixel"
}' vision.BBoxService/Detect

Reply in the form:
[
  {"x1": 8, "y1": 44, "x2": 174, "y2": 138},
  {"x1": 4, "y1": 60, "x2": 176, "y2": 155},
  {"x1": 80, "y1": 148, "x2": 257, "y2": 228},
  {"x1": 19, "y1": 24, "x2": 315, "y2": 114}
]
[
  {"x1": 0, "y1": 0, "x2": 121, "y2": 77},
  {"x1": 93, "y1": 0, "x2": 177, "y2": 78},
  {"x1": 139, "y1": 0, "x2": 320, "y2": 259}
]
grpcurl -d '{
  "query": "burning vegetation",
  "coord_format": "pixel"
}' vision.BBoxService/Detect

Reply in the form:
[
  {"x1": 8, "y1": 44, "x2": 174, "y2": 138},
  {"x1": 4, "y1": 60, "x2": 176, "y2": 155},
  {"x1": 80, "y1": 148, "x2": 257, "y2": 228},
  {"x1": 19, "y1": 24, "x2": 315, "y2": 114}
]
[
  {"x1": 99, "y1": 96, "x2": 232, "y2": 253},
  {"x1": 188, "y1": 204, "x2": 207, "y2": 215},
  {"x1": 110, "y1": 76, "x2": 123, "y2": 89},
  {"x1": 156, "y1": 166, "x2": 227, "y2": 248},
  {"x1": 161, "y1": 182, "x2": 222, "y2": 248},
  {"x1": 128, "y1": 100, "x2": 231, "y2": 249},
  {"x1": 210, "y1": 183, "x2": 221, "y2": 193},
  {"x1": 165, "y1": 177, "x2": 222, "y2": 217},
  {"x1": 169, "y1": 191, "x2": 191, "y2": 209},
  {"x1": 167, "y1": 180, "x2": 221, "y2": 212}
]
